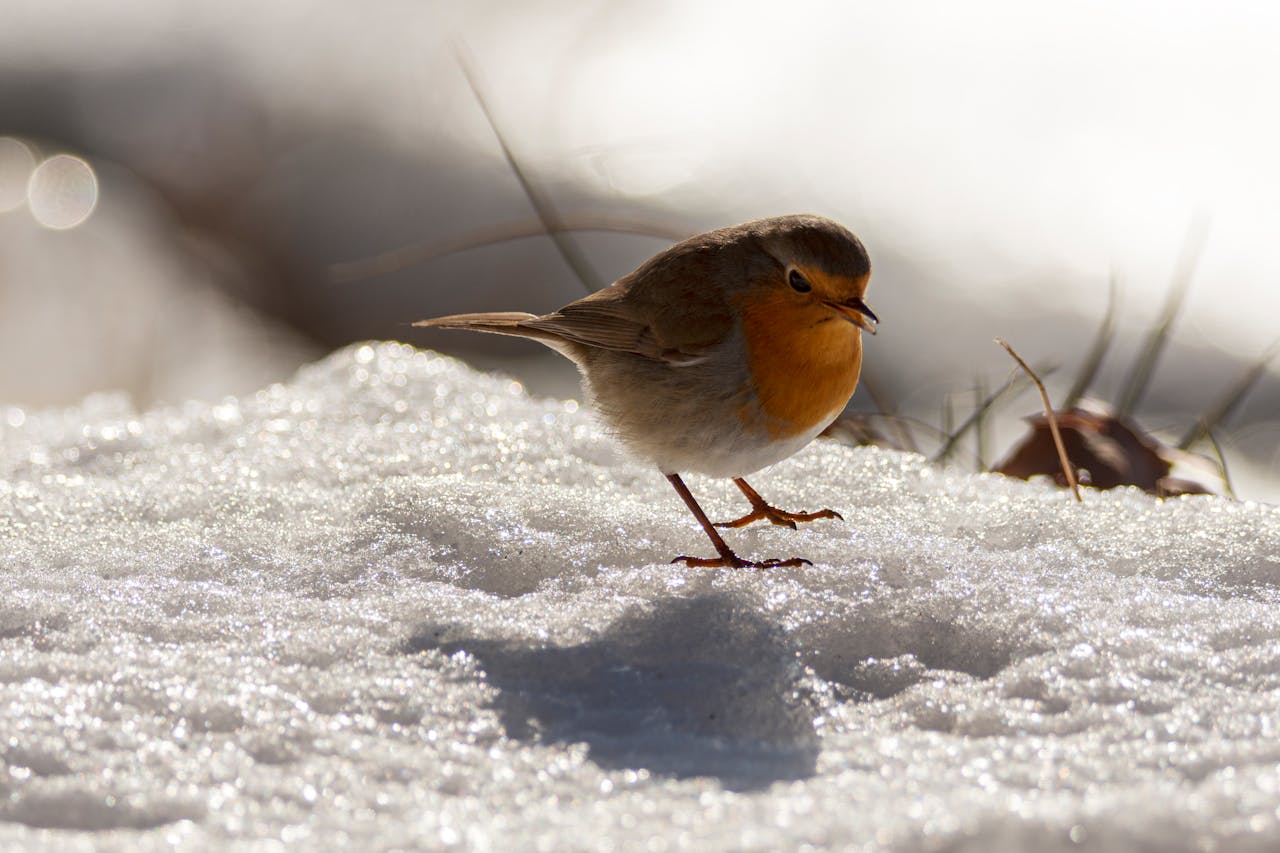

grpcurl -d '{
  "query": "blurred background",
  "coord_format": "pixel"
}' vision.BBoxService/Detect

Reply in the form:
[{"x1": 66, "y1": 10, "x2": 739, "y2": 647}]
[{"x1": 2, "y1": 0, "x2": 1278, "y2": 498}]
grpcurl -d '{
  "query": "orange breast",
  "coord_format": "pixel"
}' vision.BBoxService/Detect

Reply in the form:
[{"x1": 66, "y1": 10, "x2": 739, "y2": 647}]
[{"x1": 739, "y1": 289, "x2": 864, "y2": 439}]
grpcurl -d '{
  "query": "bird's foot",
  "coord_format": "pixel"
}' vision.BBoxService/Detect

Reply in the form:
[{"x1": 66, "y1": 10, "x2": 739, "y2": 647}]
[
  {"x1": 714, "y1": 505, "x2": 843, "y2": 530},
  {"x1": 671, "y1": 552, "x2": 812, "y2": 570}
]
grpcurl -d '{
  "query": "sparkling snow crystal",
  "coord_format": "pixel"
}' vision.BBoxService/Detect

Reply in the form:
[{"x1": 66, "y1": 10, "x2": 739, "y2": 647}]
[{"x1": 3, "y1": 342, "x2": 1280, "y2": 851}]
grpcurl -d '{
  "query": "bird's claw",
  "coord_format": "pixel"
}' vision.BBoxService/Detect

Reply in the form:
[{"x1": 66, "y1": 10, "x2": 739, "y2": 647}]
[
  {"x1": 714, "y1": 506, "x2": 843, "y2": 530},
  {"x1": 671, "y1": 553, "x2": 812, "y2": 570}
]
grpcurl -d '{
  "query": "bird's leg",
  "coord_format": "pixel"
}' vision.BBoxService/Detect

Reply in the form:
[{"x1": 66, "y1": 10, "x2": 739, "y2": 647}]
[
  {"x1": 665, "y1": 474, "x2": 810, "y2": 569},
  {"x1": 715, "y1": 477, "x2": 843, "y2": 530}
]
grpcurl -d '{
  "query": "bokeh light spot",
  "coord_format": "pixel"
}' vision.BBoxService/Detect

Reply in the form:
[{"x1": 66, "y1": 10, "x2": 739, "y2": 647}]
[
  {"x1": 27, "y1": 154, "x2": 99, "y2": 230},
  {"x1": 0, "y1": 137, "x2": 36, "y2": 213}
]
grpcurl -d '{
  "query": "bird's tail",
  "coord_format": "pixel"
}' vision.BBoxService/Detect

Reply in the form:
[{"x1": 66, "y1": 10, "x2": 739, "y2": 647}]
[
  {"x1": 413, "y1": 312, "x2": 576, "y2": 357},
  {"x1": 414, "y1": 312, "x2": 540, "y2": 335}
]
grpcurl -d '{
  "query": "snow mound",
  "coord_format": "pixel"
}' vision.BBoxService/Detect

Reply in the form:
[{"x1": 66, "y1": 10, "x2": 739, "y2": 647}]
[{"x1": 3, "y1": 342, "x2": 1280, "y2": 851}]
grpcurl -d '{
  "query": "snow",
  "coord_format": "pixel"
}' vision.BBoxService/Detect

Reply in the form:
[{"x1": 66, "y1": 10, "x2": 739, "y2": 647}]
[{"x1": 4, "y1": 342, "x2": 1280, "y2": 851}]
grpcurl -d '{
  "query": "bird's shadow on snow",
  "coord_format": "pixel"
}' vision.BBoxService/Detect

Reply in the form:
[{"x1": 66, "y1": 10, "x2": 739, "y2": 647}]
[{"x1": 405, "y1": 592, "x2": 821, "y2": 792}]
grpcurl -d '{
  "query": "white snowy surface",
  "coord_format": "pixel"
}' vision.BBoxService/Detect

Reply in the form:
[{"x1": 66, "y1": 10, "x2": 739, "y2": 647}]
[{"x1": 3, "y1": 343, "x2": 1280, "y2": 851}]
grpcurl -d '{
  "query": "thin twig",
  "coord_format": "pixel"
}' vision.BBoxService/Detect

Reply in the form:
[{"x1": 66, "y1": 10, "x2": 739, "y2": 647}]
[
  {"x1": 1117, "y1": 211, "x2": 1211, "y2": 418},
  {"x1": 455, "y1": 47, "x2": 604, "y2": 293},
  {"x1": 995, "y1": 338, "x2": 1083, "y2": 502},
  {"x1": 328, "y1": 218, "x2": 692, "y2": 283},
  {"x1": 1063, "y1": 273, "x2": 1118, "y2": 410}
]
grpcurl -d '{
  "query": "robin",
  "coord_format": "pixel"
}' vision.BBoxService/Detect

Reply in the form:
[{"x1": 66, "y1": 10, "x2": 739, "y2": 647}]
[{"x1": 415, "y1": 214, "x2": 877, "y2": 568}]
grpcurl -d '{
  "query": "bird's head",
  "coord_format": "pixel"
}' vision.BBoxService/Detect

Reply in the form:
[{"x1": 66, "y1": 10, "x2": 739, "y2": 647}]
[{"x1": 744, "y1": 214, "x2": 877, "y2": 335}]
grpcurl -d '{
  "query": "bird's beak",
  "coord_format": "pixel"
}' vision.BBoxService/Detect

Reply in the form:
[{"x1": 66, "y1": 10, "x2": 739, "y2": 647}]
[{"x1": 825, "y1": 296, "x2": 879, "y2": 335}]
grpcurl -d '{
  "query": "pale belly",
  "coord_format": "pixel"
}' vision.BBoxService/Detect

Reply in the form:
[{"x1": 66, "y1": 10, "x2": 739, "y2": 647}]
[
  {"x1": 674, "y1": 407, "x2": 842, "y2": 478},
  {"x1": 578, "y1": 337, "x2": 855, "y2": 479}
]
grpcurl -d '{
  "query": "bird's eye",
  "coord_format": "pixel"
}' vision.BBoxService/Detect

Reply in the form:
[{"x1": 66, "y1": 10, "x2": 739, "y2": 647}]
[{"x1": 788, "y1": 269, "x2": 811, "y2": 292}]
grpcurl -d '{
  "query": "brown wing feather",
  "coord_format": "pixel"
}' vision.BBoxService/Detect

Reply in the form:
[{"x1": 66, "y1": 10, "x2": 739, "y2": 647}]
[
  {"x1": 417, "y1": 227, "x2": 754, "y2": 364},
  {"x1": 521, "y1": 296, "x2": 655, "y2": 355},
  {"x1": 523, "y1": 234, "x2": 745, "y2": 362}
]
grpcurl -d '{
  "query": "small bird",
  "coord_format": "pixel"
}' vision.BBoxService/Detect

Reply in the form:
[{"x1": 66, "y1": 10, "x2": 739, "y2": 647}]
[{"x1": 415, "y1": 214, "x2": 876, "y2": 568}]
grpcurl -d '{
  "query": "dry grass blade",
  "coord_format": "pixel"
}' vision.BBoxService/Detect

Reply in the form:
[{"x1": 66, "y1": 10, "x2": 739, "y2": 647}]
[
  {"x1": 1063, "y1": 273, "x2": 1118, "y2": 410},
  {"x1": 858, "y1": 374, "x2": 919, "y2": 453},
  {"x1": 1116, "y1": 211, "x2": 1211, "y2": 418},
  {"x1": 328, "y1": 218, "x2": 693, "y2": 283},
  {"x1": 930, "y1": 383, "x2": 990, "y2": 465},
  {"x1": 975, "y1": 377, "x2": 990, "y2": 470},
  {"x1": 1177, "y1": 338, "x2": 1280, "y2": 450},
  {"x1": 1203, "y1": 428, "x2": 1237, "y2": 500},
  {"x1": 995, "y1": 338, "x2": 1082, "y2": 502},
  {"x1": 940, "y1": 393, "x2": 956, "y2": 455},
  {"x1": 455, "y1": 49, "x2": 604, "y2": 294},
  {"x1": 821, "y1": 411, "x2": 944, "y2": 453},
  {"x1": 929, "y1": 366, "x2": 1056, "y2": 465}
]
